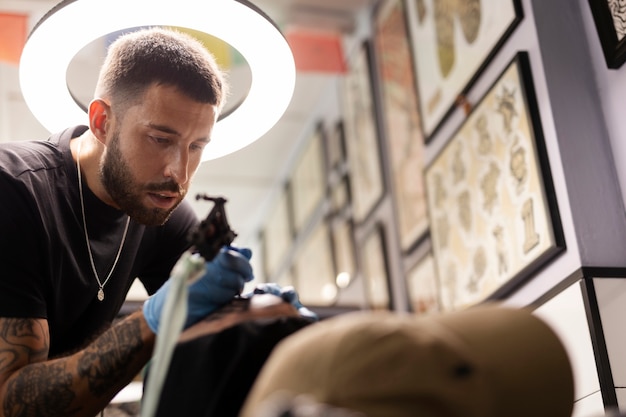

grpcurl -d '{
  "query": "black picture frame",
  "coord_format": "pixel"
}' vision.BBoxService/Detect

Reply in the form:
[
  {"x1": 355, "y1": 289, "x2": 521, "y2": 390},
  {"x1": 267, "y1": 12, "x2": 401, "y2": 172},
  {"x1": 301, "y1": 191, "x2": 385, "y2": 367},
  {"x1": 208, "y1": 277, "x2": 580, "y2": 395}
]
[
  {"x1": 404, "y1": 0, "x2": 524, "y2": 142},
  {"x1": 372, "y1": 0, "x2": 430, "y2": 253},
  {"x1": 261, "y1": 183, "x2": 293, "y2": 280},
  {"x1": 341, "y1": 40, "x2": 386, "y2": 224},
  {"x1": 293, "y1": 221, "x2": 338, "y2": 307},
  {"x1": 290, "y1": 122, "x2": 327, "y2": 234},
  {"x1": 589, "y1": 0, "x2": 626, "y2": 68},
  {"x1": 424, "y1": 52, "x2": 565, "y2": 310},
  {"x1": 326, "y1": 120, "x2": 348, "y2": 172},
  {"x1": 406, "y1": 250, "x2": 441, "y2": 315},
  {"x1": 360, "y1": 223, "x2": 393, "y2": 310}
]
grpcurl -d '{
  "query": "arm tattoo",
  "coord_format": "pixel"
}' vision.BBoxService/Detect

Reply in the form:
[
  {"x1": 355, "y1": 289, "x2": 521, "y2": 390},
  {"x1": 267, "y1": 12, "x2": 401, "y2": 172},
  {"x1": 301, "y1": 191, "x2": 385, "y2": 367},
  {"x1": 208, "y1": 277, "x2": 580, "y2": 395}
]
[
  {"x1": 4, "y1": 362, "x2": 76, "y2": 417},
  {"x1": 1, "y1": 316, "x2": 147, "y2": 417},
  {"x1": 77, "y1": 316, "x2": 144, "y2": 396},
  {"x1": 1, "y1": 319, "x2": 77, "y2": 417},
  {"x1": 0, "y1": 319, "x2": 48, "y2": 374}
]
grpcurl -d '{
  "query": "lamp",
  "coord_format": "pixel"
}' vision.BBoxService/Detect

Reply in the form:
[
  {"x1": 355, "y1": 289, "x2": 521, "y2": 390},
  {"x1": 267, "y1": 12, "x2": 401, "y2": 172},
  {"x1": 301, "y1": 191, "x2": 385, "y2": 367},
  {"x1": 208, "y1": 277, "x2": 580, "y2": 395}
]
[{"x1": 19, "y1": 0, "x2": 296, "y2": 161}]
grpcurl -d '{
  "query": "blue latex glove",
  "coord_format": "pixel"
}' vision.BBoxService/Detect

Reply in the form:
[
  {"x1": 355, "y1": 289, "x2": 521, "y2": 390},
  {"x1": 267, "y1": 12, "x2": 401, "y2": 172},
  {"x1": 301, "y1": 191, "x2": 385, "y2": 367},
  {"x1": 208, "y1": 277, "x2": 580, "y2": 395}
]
[
  {"x1": 248, "y1": 283, "x2": 318, "y2": 321},
  {"x1": 143, "y1": 246, "x2": 254, "y2": 333}
]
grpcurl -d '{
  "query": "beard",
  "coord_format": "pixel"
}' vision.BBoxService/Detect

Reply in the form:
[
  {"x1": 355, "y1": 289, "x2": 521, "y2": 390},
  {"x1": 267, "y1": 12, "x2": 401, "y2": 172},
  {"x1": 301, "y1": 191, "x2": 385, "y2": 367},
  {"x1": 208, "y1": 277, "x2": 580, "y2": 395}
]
[{"x1": 100, "y1": 131, "x2": 185, "y2": 226}]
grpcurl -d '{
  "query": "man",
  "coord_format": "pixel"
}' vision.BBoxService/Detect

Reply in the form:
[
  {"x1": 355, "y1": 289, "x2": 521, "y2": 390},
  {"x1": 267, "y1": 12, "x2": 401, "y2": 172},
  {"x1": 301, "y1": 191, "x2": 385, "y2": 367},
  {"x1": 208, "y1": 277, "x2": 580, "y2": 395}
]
[{"x1": 0, "y1": 27, "x2": 255, "y2": 416}]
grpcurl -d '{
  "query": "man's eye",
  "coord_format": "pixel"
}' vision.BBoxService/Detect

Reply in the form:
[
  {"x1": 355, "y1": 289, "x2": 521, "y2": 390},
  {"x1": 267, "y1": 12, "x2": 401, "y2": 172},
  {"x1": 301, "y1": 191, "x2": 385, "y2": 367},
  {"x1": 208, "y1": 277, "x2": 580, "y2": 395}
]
[
  {"x1": 190, "y1": 143, "x2": 206, "y2": 152},
  {"x1": 151, "y1": 136, "x2": 170, "y2": 145}
]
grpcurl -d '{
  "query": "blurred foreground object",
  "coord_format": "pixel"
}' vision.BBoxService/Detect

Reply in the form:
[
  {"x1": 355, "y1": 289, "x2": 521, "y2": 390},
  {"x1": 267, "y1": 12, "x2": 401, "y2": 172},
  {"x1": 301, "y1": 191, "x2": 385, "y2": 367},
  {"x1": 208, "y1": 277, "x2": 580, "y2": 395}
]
[
  {"x1": 241, "y1": 303, "x2": 574, "y2": 417},
  {"x1": 144, "y1": 294, "x2": 314, "y2": 416}
]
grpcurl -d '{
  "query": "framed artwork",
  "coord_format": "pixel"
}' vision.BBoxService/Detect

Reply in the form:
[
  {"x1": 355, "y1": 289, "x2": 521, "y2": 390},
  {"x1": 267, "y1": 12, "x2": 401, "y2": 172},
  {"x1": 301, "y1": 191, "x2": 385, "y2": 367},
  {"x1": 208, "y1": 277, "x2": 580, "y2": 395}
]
[
  {"x1": 262, "y1": 184, "x2": 293, "y2": 279},
  {"x1": 290, "y1": 123, "x2": 326, "y2": 233},
  {"x1": 342, "y1": 41, "x2": 385, "y2": 223},
  {"x1": 425, "y1": 52, "x2": 564, "y2": 311},
  {"x1": 404, "y1": 0, "x2": 523, "y2": 140},
  {"x1": 329, "y1": 174, "x2": 351, "y2": 217},
  {"x1": 293, "y1": 222, "x2": 337, "y2": 306},
  {"x1": 406, "y1": 251, "x2": 441, "y2": 315},
  {"x1": 361, "y1": 224, "x2": 392, "y2": 310},
  {"x1": 330, "y1": 216, "x2": 357, "y2": 291},
  {"x1": 373, "y1": 0, "x2": 429, "y2": 251},
  {"x1": 589, "y1": 0, "x2": 626, "y2": 68}
]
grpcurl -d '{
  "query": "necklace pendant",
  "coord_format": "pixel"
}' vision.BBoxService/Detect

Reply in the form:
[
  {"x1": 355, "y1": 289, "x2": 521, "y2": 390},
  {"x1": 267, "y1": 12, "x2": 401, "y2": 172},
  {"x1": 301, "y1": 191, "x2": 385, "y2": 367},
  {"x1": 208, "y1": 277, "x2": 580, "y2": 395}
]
[{"x1": 97, "y1": 288, "x2": 105, "y2": 301}]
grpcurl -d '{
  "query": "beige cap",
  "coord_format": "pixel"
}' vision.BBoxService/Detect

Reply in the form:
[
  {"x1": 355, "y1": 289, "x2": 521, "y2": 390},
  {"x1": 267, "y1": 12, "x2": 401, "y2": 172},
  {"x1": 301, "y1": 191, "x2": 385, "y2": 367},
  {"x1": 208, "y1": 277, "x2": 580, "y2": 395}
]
[{"x1": 240, "y1": 303, "x2": 574, "y2": 417}]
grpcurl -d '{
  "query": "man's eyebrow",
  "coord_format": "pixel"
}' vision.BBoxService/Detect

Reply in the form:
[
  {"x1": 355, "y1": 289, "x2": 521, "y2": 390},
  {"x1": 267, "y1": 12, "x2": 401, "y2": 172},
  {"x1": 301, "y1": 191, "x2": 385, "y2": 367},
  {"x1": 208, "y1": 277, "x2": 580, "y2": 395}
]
[
  {"x1": 147, "y1": 123, "x2": 180, "y2": 136},
  {"x1": 147, "y1": 122, "x2": 210, "y2": 143}
]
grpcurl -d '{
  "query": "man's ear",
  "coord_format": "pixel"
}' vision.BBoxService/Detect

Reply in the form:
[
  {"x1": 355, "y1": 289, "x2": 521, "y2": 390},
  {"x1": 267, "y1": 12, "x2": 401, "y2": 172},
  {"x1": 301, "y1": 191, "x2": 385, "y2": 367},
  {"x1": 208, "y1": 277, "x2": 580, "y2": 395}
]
[{"x1": 88, "y1": 98, "x2": 111, "y2": 145}]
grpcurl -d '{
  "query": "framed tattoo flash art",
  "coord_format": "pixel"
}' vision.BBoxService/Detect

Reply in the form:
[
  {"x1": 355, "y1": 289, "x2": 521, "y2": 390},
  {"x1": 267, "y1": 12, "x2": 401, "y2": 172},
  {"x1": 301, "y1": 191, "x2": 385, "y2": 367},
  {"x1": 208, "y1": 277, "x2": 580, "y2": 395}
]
[
  {"x1": 424, "y1": 52, "x2": 564, "y2": 311},
  {"x1": 406, "y1": 251, "x2": 441, "y2": 315},
  {"x1": 342, "y1": 41, "x2": 385, "y2": 223},
  {"x1": 404, "y1": 0, "x2": 523, "y2": 140},
  {"x1": 293, "y1": 222, "x2": 337, "y2": 307},
  {"x1": 373, "y1": 0, "x2": 429, "y2": 251},
  {"x1": 290, "y1": 123, "x2": 326, "y2": 234},
  {"x1": 361, "y1": 224, "x2": 392, "y2": 310},
  {"x1": 589, "y1": 0, "x2": 626, "y2": 68},
  {"x1": 330, "y1": 216, "x2": 357, "y2": 289},
  {"x1": 262, "y1": 185, "x2": 293, "y2": 279}
]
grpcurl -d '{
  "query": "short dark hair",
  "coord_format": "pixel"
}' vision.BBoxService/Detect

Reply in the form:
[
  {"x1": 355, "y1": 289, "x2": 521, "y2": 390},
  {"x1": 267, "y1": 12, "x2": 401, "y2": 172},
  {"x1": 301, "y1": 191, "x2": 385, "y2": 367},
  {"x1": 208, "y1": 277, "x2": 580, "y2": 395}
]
[{"x1": 95, "y1": 26, "x2": 228, "y2": 115}]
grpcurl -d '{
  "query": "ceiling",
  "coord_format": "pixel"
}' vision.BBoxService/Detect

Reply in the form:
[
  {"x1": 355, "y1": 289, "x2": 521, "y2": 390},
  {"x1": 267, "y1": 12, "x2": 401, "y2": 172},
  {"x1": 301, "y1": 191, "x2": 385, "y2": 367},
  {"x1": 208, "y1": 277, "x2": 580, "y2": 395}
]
[{"x1": 0, "y1": 0, "x2": 376, "y2": 246}]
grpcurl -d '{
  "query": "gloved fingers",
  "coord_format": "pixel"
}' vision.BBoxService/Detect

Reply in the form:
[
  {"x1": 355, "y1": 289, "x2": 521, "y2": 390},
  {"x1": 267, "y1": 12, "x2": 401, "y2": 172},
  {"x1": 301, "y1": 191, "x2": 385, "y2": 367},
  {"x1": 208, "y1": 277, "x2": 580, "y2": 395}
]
[
  {"x1": 228, "y1": 246, "x2": 252, "y2": 260},
  {"x1": 187, "y1": 283, "x2": 242, "y2": 307},
  {"x1": 206, "y1": 269, "x2": 247, "y2": 291},
  {"x1": 219, "y1": 245, "x2": 252, "y2": 261},
  {"x1": 215, "y1": 247, "x2": 254, "y2": 281},
  {"x1": 252, "y1": 282, "x2": 283, "y2": 296},
  {"x1": 247, "y1": 282, "x2": 319, "y2": 321},
  {"x1": 279, "y1": 286, "x2": 303, "y2": 307}
]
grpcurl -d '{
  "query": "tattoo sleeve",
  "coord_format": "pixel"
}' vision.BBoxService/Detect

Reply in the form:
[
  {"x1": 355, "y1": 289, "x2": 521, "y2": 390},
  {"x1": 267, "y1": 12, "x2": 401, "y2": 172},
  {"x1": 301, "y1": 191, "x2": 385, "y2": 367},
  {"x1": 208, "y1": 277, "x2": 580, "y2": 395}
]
[
  {"x1": 0, "y1": 311, "x2": 154, "y2": 417},
  {"x1": 76, "y1": 317, "x2": 144, "y2": 396}
]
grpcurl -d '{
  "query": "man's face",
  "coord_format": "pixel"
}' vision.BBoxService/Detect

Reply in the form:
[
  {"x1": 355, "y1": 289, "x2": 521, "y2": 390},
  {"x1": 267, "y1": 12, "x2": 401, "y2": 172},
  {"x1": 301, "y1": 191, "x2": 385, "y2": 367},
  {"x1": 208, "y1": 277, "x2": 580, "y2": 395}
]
[{"x1": 101, "y1": 83, "x2": 218, "y2": 226}]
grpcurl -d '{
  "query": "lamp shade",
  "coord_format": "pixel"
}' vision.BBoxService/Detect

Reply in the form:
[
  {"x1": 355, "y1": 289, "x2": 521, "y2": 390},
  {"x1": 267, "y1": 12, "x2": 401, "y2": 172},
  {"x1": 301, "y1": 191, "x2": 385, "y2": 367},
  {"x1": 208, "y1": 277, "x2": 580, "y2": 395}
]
[{"x1": 19, "y1": 0, "x2": 295, "y2": 161}]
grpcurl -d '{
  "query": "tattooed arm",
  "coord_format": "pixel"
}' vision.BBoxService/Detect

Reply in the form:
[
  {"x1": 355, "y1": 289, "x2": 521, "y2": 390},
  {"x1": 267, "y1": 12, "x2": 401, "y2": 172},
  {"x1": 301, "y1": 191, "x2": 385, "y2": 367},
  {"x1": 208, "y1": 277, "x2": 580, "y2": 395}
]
[{"x1": 0, "y1": 311, "x2": 155, "y2": 417}]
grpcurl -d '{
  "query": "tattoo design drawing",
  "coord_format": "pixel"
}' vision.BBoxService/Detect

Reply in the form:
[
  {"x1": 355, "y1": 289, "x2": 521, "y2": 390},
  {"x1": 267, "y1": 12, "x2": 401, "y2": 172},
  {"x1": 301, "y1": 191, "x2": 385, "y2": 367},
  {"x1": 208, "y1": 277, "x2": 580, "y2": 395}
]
[{"x1": 425, "y1": 55, "x2": 560, "y2": 311}]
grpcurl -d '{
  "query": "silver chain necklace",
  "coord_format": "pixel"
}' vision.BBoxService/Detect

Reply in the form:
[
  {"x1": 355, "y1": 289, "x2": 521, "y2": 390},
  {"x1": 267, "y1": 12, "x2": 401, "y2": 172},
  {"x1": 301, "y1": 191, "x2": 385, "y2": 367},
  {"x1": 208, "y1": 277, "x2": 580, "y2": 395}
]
[{"x1": 76, "y1": 139, "x2": 130, "y2": 301}]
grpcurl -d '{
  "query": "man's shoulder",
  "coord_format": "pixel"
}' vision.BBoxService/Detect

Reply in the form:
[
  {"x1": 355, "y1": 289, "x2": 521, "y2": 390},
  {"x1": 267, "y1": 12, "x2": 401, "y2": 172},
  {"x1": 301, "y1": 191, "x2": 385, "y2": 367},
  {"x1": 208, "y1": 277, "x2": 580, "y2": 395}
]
[{"x1": 0, "y1": 126, "x2": 85, "y2": 178}]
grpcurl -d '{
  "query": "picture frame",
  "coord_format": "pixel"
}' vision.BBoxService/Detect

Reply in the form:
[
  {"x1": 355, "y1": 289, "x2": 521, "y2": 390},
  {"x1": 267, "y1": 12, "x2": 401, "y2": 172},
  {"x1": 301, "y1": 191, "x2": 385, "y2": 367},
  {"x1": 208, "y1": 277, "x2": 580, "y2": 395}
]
[
  {"x1": 326, "y1": 120, "x2": 347, "y2": 172},
  {"x1": 373, "y1": 0, "x2": 429, "y2": 251},
  {"x1": 290, "y1": 122, "x2": 326, "y2": 233},
  {"x1": 261, "y1": 184, "x2": 293, "y2": 279},
  {"x1": 342, "y1": 40, "x2": 385, "y2": 223},
  {"x1": 293, "y1": 221, "x2": 338, "y2": 307},
  {"x1": 406, "y1": 251, "x2": 441, "y2": 316},
  {"x1": 588, "y1": 0, "x2": 626, "y2": 68},
  {"x1": 424, "y1": 52, "x2": 565, "y2": 311},
  {"x1": 404, "y1": 0, "x2": 523, "y2": 140},
  {"x1": 329, "y1": 173, "x2": 351, "y2": 217},
  {"x1": 360, "y1": 224, "x2": 392, "y2": 310},
  {"x1": 330, "y1": 215, "x2": 357, "y2": 291}
]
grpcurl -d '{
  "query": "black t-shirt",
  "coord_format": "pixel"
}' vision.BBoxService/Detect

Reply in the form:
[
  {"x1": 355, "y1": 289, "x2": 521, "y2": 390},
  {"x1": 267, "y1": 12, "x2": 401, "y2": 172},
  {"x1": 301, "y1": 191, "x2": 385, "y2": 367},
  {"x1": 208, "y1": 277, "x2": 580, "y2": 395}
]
[{"x1": 0, "y1": 126, "x2": 198, "y2": 357}]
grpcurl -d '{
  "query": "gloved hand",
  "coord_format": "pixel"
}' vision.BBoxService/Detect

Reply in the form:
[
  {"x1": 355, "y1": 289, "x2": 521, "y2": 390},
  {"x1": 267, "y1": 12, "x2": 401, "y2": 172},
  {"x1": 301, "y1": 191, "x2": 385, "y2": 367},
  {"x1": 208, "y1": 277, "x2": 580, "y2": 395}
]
[
  {"x1": 143, "y1": 246, "x2": 254, "y2": 333},
  {"x1": 247, "y1": 283, "x2": 318, "y2": 321}
]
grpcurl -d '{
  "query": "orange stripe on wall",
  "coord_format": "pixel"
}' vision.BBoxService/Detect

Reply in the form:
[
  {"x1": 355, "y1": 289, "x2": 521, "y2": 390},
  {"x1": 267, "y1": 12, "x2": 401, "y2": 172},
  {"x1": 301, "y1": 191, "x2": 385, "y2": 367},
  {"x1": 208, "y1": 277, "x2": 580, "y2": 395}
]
[
  {"x1": 286, "y1": 29, "x2": 346, "y2": 74},
  {"x1": 0, "y1": 12, "x2": 28, "y2": 65}
]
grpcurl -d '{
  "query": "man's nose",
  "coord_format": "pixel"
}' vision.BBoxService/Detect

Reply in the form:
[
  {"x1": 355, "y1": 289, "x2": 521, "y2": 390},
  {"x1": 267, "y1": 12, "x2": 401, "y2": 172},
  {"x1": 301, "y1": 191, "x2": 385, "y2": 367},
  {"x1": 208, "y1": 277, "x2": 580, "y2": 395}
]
[{"x1": 165, "y1": 149, "x2": 190, "y2": 185}]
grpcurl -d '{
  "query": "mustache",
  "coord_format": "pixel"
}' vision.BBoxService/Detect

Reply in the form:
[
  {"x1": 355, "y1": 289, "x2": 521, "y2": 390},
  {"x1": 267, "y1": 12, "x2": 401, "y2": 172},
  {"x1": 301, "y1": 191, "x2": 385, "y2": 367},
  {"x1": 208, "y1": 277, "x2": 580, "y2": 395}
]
[{"x1": 145, "y1": 180, "x2": 184, "y2": 196}]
